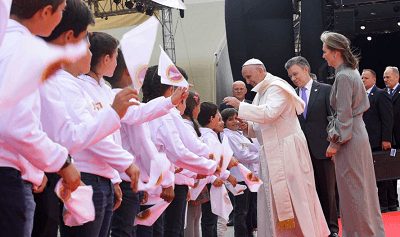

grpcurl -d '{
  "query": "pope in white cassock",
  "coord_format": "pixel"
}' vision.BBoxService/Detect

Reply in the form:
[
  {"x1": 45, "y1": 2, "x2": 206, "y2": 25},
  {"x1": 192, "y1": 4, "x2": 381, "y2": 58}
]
[{"x1": 224, "y1": 59, "x2": 330, "y2": 237}]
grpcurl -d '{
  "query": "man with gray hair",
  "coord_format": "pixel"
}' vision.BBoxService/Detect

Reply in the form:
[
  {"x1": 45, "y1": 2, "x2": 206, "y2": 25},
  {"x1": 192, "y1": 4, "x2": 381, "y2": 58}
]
[
  {"x1": 384, "y1": 66, "x2": 400, "y2": 147},
  {"x1": 219, "y1": 80, "x2": 252, "y2": 112},
  {"x1": 223, "y1": 59, "x2": 329, "y2": 237},
  {"x1": 384, "y1": 66, "x2": 400, "y2": 211},
  {"x1": 285, "y1": 56, "x2": 338, "y2": 237}
]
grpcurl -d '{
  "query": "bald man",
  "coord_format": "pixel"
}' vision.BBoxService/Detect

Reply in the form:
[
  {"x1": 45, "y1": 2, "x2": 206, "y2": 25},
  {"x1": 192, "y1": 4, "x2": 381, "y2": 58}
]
[{"x1": 219, "y1": 81, "x2": 252, "y2": 112}]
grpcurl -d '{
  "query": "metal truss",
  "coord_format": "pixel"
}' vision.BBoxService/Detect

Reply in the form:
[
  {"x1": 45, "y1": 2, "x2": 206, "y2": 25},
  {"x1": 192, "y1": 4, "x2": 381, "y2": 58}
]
[
  {"x1": 293, "y1": 0, "x2": 301, "y2": 56},
  {"x1": 160, "y1": 8, "x2": 176, "y2": 63},
  {"x1": 84, "y1": 0, "x2": 178, "y2": 63}
]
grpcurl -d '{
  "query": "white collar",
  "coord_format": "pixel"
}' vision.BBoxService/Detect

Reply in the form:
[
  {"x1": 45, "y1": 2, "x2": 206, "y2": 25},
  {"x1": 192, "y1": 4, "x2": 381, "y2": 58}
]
[
  {"x1": 366, "y1": 85, "x2": 375, "y2": 94},
  {"x1": 302, "y1": 78, "x2": 313, "y2": 91},
  {"x1": 200, "y1": 127, "x2": 218, "y2": 139},
  {"x1": 78, "y1": 74, "x2": 105, "y2": 86}
]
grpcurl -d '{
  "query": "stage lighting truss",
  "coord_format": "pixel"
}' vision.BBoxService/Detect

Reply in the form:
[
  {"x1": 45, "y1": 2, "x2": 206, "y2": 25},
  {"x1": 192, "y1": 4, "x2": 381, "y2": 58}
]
[
  {"x1": 84, "y1": 0, "x2": 168, "y2": 18},
  {"x1": 293, "y1": 0, "x2": 301, "y2": 56}
]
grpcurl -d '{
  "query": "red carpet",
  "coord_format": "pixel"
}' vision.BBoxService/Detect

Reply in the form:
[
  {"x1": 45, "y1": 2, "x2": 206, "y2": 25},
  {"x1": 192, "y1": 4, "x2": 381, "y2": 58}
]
[{"x1": 338, "y1": 211, "x2": 400, "y2": 236}]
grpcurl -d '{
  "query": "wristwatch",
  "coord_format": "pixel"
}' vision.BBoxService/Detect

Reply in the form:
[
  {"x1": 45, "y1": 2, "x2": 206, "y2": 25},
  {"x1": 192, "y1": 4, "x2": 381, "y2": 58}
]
[{"x1": 60, "y1": 154, "x2": 72, "y2": 170}]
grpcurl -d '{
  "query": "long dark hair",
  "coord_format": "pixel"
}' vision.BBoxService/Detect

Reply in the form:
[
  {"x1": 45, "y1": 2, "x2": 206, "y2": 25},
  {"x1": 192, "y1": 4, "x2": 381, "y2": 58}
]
[
  {"x1": 183, "y1": 91, "x2": 201, "y2": 137},
  {"x1": 88, "y1": 32, "x2": 119, "y2": 74}
]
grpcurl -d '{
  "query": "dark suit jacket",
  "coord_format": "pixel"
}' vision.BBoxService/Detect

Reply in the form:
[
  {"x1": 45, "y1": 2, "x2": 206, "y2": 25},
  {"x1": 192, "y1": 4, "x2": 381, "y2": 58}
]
[
  {"x1": 296, "y1": 81, "x2": 331, "y2": 160},
  {"x1": 362, "y1": 86, "x2": 393, "y2": 149},
  {"x1": 387, "y1": 86, "x2": 400, "y2": 146},
  {"x1": 219, "y1": 99, "x2": 252, "y2": 112}
]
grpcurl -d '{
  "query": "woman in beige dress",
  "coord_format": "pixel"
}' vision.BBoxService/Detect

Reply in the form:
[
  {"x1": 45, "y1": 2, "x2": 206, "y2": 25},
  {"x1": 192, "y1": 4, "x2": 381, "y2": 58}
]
[{"x1": 321, "y1": 31, "x2": 386, "y2": 237}]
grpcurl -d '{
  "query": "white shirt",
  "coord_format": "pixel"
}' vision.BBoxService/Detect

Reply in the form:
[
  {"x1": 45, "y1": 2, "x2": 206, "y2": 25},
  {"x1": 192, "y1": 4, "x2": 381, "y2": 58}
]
[
  {"x1": 0, "y1": 21, "x2": 67, "y2": 182},
  {"x1": 297, "y1": 78, "x2": 313, "y2": 105},
  {"x1": 40, "y1": 73, "x2": 121, "y2": 155},
  {"x1": 148, "y1": 113, "x2": 218, "y2": 177},
  {"x1": 0, "y1": 0, "x2": 11, "y2": 48},
  {"x1": 388, "y1": 83, "x2": 400, "y2": 94},
  {"x1": 170, "y1": 108, "x2": 214, "y2": 186},
  {"x1": 366, "y1": 85, "x2": 374, "y2": 96},
  {"x1": 112, "y1": 88, "x2": 173, "y2": 185},
  {"x1": 200, "y1": 127, "x2": 230, "y2": 182},
  {"x1": 54, "y1": 73, "x2": 133, "y2": 180},
  {"x1": 221, "y1": 128, "x2": 259, "y2": 182}
]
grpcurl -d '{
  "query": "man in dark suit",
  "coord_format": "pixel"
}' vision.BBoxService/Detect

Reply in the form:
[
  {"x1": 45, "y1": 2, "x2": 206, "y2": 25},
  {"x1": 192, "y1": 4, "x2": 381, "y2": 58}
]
[
  {"x1": 384, "y1": 66, "x2": 400, "y2": 210},
  {"x1": 219, "y1": 81, "x2": 252, "y2": 112},
  {"x1": 285, "y1": 56, "x2": 338, "y2": 237},
  {"x1": 384, "y1": 66, "x2": 400, "y2": 147},
  {"x1": 362, "y1": 69, "x2": 394, "y2": 213}
]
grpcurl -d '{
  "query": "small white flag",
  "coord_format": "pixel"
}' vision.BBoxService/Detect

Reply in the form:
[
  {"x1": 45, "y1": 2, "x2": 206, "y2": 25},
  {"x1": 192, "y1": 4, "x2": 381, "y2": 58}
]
[
  {"x1": 121, "y1": 16, "x2": 159, "y2": 91},
  {"x1": 0, "y1": 37, "x2": 87, "y2": 115},
  {"x1": 151, "y1": 0, "x2": 186, "y2": 9},
  {"x1": 238, "y1": 164, "x2": 262, "y2": 192},
  {"x1": 138, "y1": 157, "x2": 171, "y2": 193},
  {"x1": 134, "y1": 200, "x2": 170, "y2": 226},
  {"x1": 190, "y1": 176, "x2": 213, "y2": 201},
  {"x1": 225, "y1": 182, "x2": 247, "y2": 196},
  {"x1": 220, "y1": 137, "x2": 233, "y2": 175},
  {"x1": 55, "y1": 179, "x2": 95, "y2": 227},
  {"x1": 0, "y1": 0, "x2": 11, "y2": 47},
  {"x1": 210, "y1": 185, "x2": 233, "y2": 220},
  {"x1": 158, "y1": 45, "x2": 189, "y2": 89}
]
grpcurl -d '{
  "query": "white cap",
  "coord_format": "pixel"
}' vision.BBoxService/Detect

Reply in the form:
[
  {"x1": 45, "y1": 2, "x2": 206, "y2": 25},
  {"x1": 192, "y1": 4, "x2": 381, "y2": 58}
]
[{"x1": 242, "y1": 58, "x2": 264, "y2": 67}]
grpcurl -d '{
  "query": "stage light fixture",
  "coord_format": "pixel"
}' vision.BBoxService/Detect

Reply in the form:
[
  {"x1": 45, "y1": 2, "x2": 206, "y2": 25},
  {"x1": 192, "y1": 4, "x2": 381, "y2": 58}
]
[
  {"x1": 146, "y1": 7, "x2": 155, "y2": 16},
  {"x1": 136, "y1": 3, "x2": 145, "y2": 13},
  {"x1": 394, "y1": 6, "x2": 400, "y2": 12},
  {"x1": 125, "y1": 0, "x2": 134, "y2": 9},
  {"x1": 398, "y1": 22, "x2": 400, "y2": 26},
  {"x1": 360, "y1": 25, "x2": 365, "y2": 30},
  {"x1": 367, "y1": 36, "x2": 372, "y2": 41}
]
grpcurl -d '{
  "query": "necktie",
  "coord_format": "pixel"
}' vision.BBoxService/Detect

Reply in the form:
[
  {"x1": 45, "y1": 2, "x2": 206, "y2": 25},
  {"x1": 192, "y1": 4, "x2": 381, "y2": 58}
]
[
  {"x1": 389, "y1": 88, "x2": 394, "y2": 97},
  {"x1": 301, "y1": 87, "x2": 307, "y2": 119}
]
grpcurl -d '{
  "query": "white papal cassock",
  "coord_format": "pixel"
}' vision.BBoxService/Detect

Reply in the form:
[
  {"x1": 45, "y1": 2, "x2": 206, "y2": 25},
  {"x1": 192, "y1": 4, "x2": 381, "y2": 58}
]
[{"x1": 238, "y1": 73, "x2": 330, "y2": 237}]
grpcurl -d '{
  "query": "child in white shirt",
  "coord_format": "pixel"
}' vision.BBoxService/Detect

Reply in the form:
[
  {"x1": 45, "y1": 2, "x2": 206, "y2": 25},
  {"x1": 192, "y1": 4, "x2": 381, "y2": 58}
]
[
  {"x1": 0, "y1": 1, "x2": 80, "y2": 236},
  {"x1": 141, "y1": 65, "x2": 220, "y2": 236},
  {"x1": 197, "y1": 102, "x2": 238, "y2": 237},
  {"x1": 220, "y1": 108, "x2": 259, "y2": 237},
  {"x1": 182, "y1": 91, "x2": 209, "y2": 237},
  {"x1": 57, "y1": 32, "x2": 141, "y2": 237}
]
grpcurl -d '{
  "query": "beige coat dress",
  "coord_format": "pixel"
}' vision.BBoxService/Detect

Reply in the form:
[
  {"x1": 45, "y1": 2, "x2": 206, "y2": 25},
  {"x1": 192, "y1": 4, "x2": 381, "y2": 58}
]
[
  {"x1": 328, "y1": 64, "x2": 385, "y2": 237},
  {"x1": 238, "y1": 73, "x2": 330, "y2": 237}
]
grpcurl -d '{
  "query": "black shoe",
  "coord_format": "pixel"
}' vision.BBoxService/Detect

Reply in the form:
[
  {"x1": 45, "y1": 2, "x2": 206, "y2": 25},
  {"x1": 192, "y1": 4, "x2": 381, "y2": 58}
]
[
  {"x1": 388, "y1": 205, "x2": 397, "y2": 212},
  {"x1": 329, "y1": 233, "x2": 340, "y2": 237},
  {"x1": 227, "y1": 220, "x2": 233, "y2": 226},
  {"x1": 380, "y1": 206, "x2": 389, "y2": 213}
]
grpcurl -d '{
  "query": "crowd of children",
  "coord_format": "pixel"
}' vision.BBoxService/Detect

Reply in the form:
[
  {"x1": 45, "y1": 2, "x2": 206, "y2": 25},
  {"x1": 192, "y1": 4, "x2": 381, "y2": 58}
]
[{"x1": 0, "y1": 0, "x2": 261, "y2": 237}]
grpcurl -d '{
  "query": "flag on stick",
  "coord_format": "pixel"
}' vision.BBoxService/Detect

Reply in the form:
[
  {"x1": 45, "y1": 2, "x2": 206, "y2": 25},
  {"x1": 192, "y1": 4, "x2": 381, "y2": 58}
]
[
  {"x1": 225, "y1": 182, "x2": 247, "y2": 196},
  {"x1": 120, "y1": 16, "x2": 159, "y2": 91},
  {"x1": 158, "y1": 45, "x2": 189, "y2": 89},
  {"x1": 55, "y1": 179, "x2": 95, "y2": 226},
  {"x1": 210, "y1": 185, "x2": 233, "y2": 220},
  {"x1": 238, "y1": 164, "x2": 263, "y2": 192},
  {"x1": 134, "y1": 200, "x2": 170, "y2": 226},
  {"x1": 220, "y1": 137, "x2": 233, "y2": 175}
]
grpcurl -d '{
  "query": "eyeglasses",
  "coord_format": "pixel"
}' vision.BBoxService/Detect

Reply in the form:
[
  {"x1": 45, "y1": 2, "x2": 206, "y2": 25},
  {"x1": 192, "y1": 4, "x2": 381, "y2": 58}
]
[{"x1": 233, "y1": 88, "x2": 246, "y2": 91}]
